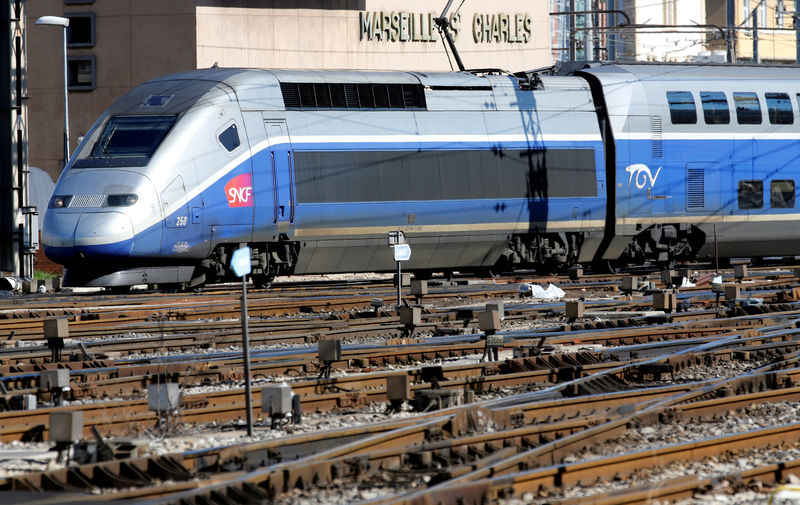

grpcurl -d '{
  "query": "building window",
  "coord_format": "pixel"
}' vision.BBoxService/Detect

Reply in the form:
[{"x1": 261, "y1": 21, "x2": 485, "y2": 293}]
[
  {"x1": 68, "y1": 56, "x2": 95, "y2": 90},
  {"x1": 771, "y1": 179, "x2": 795, "y2": 208},
  {"x1": 700, "y1": 91, "x2": 730, "y2": 124},
  {"x1": 733, "y1": 92, "x2": 762, "y2": 124},
  {"x1": 766, "y1": 92, "x2": 794, "y2": 124},
  {"x1": 65, "y1": 13, "x2": 94, "y2": 47},
  {"x1": 738, "y1": 180, "x2": 763, "y2": 209},
  {"x1": 666, "y1": 91, "x2": 697, "y2": 124}
]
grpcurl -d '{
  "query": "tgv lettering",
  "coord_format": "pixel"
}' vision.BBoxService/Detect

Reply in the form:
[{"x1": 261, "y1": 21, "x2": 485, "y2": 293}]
[
  {"x1": 625, "y1": 163, "x2": 662, "y2": 190},
  {"x1": 228, "y1": 186, "x2": 252, "y2": 205}
]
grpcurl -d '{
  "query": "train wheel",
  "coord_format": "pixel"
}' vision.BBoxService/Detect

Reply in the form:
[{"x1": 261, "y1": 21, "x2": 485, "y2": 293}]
[
  {"x1": 412, "y1": 270, "x2": 433, "y2": 281},
  {"x1": 592, "y1": 260, "x2": 620, "y2": 274},
  {"x1": 252, "y1": 273, "x2": 274, "y2": 289},
  {"x1": 186, "y1": 271, "x2": 206, "y2": 291}
]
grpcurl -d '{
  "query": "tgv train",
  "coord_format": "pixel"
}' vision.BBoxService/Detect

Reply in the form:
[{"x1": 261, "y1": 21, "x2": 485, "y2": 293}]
[{"x1": 41, "y1": 63, "x2": 800, "y2": 288}]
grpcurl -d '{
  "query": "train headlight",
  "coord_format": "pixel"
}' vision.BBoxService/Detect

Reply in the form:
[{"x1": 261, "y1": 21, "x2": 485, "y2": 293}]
[
  {"x1": 106, "y1": 194, "x2": 138, "y2": 207},
  {"x1": 48, "y1": 195, "x2": 72, "y2": 209}
]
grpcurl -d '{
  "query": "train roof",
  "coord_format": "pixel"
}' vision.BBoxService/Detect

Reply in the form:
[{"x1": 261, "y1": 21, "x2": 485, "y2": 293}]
[
  {"x1": 580, "y1": 62, "x2": 800, "y2": 82},
  {"x1": 151, "y1": 67, "x2": 492, "y2": 87}
]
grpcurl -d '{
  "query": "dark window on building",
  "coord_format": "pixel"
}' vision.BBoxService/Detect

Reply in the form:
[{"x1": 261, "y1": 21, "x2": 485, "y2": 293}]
[
  {"x1": 294, "y1": 148, "x2": 597, "y2": 203},
  {"x1": 65, "y1": 13, "x2": 94, "y2": 47},
  {"x1": 666, "y1": 91, "x2": 696, "y2": 124},
  {"x1": 771, "y1": 179, "x2": 795, "y2": 208},
  {"x1": 733, "y1": 92, "x2": 762, "y2": 124},
  {"x1": 218, "y1": 123, "x2": 240, "y2": 152},
  {"x1": 65, "y1": 0, "x2": 94, "y2": 4},
  {"x1": 766, "y1": 92, "x2": 794, "y2": 124},
  {"x1": 280, "y1": 82, "x2": 426, "y2": 111},
  {"x1": 700, "y1": 91, "x2": 730, "y2": 124},
  {"x1": 738, "y1": 180, "x2": 763, "y2": 209},
  {"x1": 67, "y1": 56, "x2": 95, "y2": 90}
]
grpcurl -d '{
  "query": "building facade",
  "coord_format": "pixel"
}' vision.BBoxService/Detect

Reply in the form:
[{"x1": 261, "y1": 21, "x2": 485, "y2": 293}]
[{"x1": 28, "y1": 0, "x2": 553, "y2": 185}]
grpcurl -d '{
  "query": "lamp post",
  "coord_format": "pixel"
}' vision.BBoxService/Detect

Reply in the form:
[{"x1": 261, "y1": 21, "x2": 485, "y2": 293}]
[{"x1": 35, "y1": 15, "x2": 70, "y2": 166}]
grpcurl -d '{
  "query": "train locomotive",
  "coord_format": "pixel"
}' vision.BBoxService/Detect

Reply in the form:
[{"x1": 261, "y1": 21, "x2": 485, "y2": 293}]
[{"x1": 41, "y1": 63, "x2": 800, "y2": 288}]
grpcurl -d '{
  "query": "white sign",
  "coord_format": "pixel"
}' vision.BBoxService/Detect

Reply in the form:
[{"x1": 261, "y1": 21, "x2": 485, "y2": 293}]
[
  {"x1": 393, "y1": 243, "x2": 411, "y2": 261},
  {"x1": 231, "y1": 246, "x2": 252, "y2": 277}
]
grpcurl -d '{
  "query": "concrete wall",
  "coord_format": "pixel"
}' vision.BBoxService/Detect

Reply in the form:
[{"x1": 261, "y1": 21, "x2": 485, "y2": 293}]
[{"x1": 195, "y1": 0, "x2": 552, "y2": 72}]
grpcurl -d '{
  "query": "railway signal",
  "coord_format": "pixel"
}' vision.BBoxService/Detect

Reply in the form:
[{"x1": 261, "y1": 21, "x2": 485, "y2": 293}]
[
  {"x1": 389, "y1": 231, "x2": 411, "y2": 308},
  {"x1": 231, "y1": 246, "x2": 254, "y2": 436}
]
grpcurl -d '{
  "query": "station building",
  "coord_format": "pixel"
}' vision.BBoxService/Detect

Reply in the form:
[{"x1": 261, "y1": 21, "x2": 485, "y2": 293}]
[{"x1": 27, "y1": 0, "x2": 553, "y2": 184}]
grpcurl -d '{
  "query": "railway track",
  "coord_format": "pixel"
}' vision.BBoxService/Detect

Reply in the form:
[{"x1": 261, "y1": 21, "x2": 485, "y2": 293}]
[{"x1": 1, "y1": 266, "x2": 800, "y2": 503}]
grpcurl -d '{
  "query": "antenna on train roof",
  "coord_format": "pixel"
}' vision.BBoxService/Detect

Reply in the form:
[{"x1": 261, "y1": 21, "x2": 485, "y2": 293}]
[{"x1": 434, "y1": 0, "x2": 466, "y2": 72}]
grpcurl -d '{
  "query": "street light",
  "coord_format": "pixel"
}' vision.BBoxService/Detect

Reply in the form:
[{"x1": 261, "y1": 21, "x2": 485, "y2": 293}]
[{"x1": 35, "y1": 15, "x2": 70, "y2": 166}]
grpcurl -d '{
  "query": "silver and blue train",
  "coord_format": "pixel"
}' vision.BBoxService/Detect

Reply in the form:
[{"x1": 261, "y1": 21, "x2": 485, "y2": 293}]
[{"x1": 41, "y1": 63, "x2": 800, "y2": 288}]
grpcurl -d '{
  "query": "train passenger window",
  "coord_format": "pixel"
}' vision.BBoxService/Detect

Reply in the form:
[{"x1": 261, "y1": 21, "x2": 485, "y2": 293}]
[
  {"x1": 372, "y1": 84, "x2": 390, "y2": 109},
  {"x1": 738, "y1": 180, "x2": 763, "y2": 209},
  {"x1": 700, "y1": 92, "x2": 730, "y2": 124},
  {"x1": 771, "y1": 180, "x2": 795, "y2": 208},
  {"x1": 666, "y1": 91, "x2": 696, "y2": 124},
  {"x1": 733, "y1": 93, "x2": 762, "y2": 124},
  {"x1": 766, "y1": 93, "x2": 794, "y2": 124},
  {"x1": 357, "y1": 84, "x2": 375, "y2": 109},
  {"x1": 314, "y1": 83, "x2": 332, "y2": 109},
  {"x1": 218, "y1": 123, "x2": 240, "y2": 152},
  {"x1": 281, "y1": 82, "x2": 427, "y2": 111}
]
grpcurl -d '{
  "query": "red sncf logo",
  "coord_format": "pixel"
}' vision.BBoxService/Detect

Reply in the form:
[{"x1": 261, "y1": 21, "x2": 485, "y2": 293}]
[{"x1": 225, "y1": 173, "x2": 253, "y2": 208}]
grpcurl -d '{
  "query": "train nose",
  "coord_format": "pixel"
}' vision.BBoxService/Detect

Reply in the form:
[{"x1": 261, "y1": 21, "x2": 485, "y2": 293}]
[
  {"x1": 74, "y1": 211, "x2": 135, "y2": 257},
  {"x1": 43, "y1": 211, "x2": 135, "y2": 262},
  {"x1": 42, "y1": 169, "x2": 154, "y2": 263}
]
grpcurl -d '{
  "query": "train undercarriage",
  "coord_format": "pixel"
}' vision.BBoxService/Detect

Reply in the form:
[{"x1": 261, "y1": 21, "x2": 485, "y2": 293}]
[{"x1": 147, "y1": 222, "x2": 707, "y2": 291}]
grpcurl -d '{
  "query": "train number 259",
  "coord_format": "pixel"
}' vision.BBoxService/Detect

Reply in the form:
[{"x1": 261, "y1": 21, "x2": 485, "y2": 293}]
[{"x1": 175, "y1": 215, "x2": 188, "y2": 227}]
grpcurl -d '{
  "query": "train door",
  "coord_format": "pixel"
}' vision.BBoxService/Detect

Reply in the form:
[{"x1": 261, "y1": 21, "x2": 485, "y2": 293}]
[
  {"x1": 264, "y1": 120, "x2": 294, "y2": 234},
  {"x1": 160, "y1": 175, "x2": 193, "y2": 256}
]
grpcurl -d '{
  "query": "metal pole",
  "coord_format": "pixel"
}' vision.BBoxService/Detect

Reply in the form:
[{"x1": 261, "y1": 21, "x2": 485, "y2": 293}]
[
  {"x1": 396, "y1": 260, "x2": 402, "y2": 308},
  {"x1": 241, "y1": 276, "x2": 253, "y2": 436},
  {"x1": 584, "y1": 1, "x2": 592, "y2": 60},
  {"x1": 753, "y1": 6, "x2": 760, "y2": 63},
  {"x1": 569, "y1": 0, "x2": 576, "y2": 61},
  {"x1": 62, "y1": 26, "x2": 69, "y2": 164},
  {"x1": 714, "y1": 224, "x2": 719, "y2": 274},
  {"x1": 608, "y1": 0, "x2": 616, "y2": 60},
  {"x1": 592, "y1": 1, "x2": 600, "y2": 60},
  {"x1": 727, "y1": 0, "x2": 736, "y2": 62},
  {"x1": 796, "y1": 0, "x2": 800, "y2": 63}
]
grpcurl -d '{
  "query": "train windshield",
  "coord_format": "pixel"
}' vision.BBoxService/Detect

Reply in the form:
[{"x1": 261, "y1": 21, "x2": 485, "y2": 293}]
[{"x1": 73, "y1": 115, "x2": 176, "y2": 168}]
